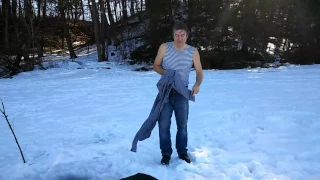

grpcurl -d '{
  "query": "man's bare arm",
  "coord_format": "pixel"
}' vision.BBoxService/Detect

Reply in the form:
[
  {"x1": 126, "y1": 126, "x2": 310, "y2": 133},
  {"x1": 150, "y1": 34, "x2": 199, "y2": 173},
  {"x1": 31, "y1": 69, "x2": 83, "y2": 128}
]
[
  {"x1": 193, "y1": 48, "x2": 203, "y2": 87},
  {"x1": 153, "y1": 43, "x2": 166, "y2": 75}
]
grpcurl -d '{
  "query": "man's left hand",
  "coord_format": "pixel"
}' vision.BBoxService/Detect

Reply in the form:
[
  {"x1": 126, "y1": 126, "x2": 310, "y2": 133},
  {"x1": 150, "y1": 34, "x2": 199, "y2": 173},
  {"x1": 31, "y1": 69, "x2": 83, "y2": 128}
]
[{"x1": 192, "y1": 85, "x2": 200, "y2": 95}]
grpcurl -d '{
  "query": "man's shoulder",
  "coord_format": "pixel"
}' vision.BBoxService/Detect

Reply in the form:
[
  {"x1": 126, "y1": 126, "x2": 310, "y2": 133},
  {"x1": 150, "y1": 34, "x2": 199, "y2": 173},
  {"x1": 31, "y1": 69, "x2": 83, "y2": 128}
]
[
  {"x1": 187, "y1": 44, "x2": 198, "y2": 54},
  {"x1": 187, "y1": 43, "x2": 197, "y2": 49},
  {"x1": 159, "y1": 42, "x2": 170, "y2": 48},
  {"x1": 159, "y1": 42, "x2": 173, "y2": 52},
  {"x1": 161, "y1": 42, "x2": 172, "y2": 46},
  {"x1": 158, "y1": 43, "x2": 167, "y2": 54}
]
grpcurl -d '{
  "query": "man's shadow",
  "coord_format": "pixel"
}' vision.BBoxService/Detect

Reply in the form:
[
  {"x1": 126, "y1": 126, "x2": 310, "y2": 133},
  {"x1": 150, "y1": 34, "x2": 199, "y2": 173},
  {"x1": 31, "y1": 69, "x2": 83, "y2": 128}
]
[
  {"x1": 56, "y1": 174, "x2": 89, "y2": 180},
  {"x1": 120, "y1": 173, "x2": 157, "y2": 180},
  {"x1": 56, "y1": 173, "x2": 157, "y2": 180}
]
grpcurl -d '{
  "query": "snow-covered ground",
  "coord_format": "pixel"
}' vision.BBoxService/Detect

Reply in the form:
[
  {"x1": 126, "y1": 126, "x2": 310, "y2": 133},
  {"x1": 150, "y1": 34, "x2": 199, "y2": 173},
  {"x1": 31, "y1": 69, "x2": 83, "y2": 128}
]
[{"x1": 0, "y1": 51, "x2": 319, "y2": 180}]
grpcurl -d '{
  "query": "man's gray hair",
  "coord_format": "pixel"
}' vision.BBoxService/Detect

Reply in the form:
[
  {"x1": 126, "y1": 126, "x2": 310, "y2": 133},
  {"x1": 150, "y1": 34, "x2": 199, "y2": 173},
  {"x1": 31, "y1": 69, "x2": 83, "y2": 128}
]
[{"x1": 172, "y1": 21, "x2": 190, "y2": 36}]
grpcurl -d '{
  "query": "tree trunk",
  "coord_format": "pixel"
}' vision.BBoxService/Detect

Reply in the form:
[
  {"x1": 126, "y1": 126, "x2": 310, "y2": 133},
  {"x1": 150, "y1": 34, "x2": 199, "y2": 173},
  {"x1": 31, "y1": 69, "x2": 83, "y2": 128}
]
[
  {"x1": 58, "y1": 0, "x2": 77, "y2": 59},
  {"x1": 168, "y1": 0, "x2": 173, "y2": 24},
  {"x1": 74, "y1": 0, "x2": 79, "y2": 20},
  {"x1": 80, "y1": 0, "x2": 85, "y2": 21},
  {"x1": 106, "y1": 0, "x2": 114, "y2": 24},
  {"x1": 42, "y1": 0, "x2": 47, "y2": 18},
  {"x1": 187, "y1": 0, "x2": 194, "y2": 44},
  {"x1": 67, "y1": 3, "x2": 71, "y2": 20},
  {"x1": 2, "y1": 0, "x2": 6, "y2": 16},
  {"x1": 130, "y1": 0, "x2": 135, "y2": 15},
  {"x1": 100, "y1": 0, "x2": 107, "y2": 61},
  {"x1": 24, "y1": 0, "x2": 32, "y2": 19},
  {"x1": 146, "y1": 0, "x2": 159, "y2": 46},
  {"x1": 90, "y1": 0, "x2": 103, "y2": 61},
  {"x1": 121, "y1": 0, "x2": 127, "y2": 20},
  {"x1": 37, "y1": 36, "x2": 44, "y2": 58},
  {"x1": 21, "y1": 0, "x2": 34, "y2": 71},
  {"x1": 37, "y1": 0, "x2": 41, "y2": 19},
  {"x1": 114, "y1": 0, "x2": 118, "y2": 22},
  {"x1": 4, "y1": 0, "x2": 9, "y2": 49},
  {"x1": 140, "y1": 0, "x2": 143, "y2": 11},
  {"x1": 61, "y1": 34, "x2": 65, "y2": 49},
  {"x1": 135, "y1": 0, "x2": 139, "y2": 12},
  {"x1": 12, "y1": 0, "x2": 18, "y2": 18},
  {"x1": 18, "y1": 0, "x2": 22, "y2": 18}
]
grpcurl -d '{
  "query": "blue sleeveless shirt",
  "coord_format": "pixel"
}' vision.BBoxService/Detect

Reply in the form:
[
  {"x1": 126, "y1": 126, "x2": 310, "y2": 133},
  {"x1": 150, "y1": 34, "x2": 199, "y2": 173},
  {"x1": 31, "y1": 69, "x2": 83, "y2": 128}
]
[{"x1": 161, "y1": 42, "x2": 195, "y2": 86}]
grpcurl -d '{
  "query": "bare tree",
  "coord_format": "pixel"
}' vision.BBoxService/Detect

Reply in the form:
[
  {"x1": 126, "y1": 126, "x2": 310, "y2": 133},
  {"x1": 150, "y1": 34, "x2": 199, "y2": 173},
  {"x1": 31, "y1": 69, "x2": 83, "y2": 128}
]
[
  {"x1": 37, "y1": 0, "x2": 41, "y2": 18},
  {"x1": 100, "y1": 0, "x2": 107, "y2": 61},
  {"x1": 58, "y1": 0, "x2": 77, "y2": 59},
  {"x1": 80, "y1": 0, "x2": 85, "y2": 21},
  {"x1": 106, "y1": 0, "x2": 114, "y2": 25},
  {"x1": 12, "y1": 0, "x2": 18, "y2": 18},
  {"x1": 121, "y1": 0, "x2": 128, "y2": 20},
  {"x1": 113, "y1": 0, "x2": 118, "y2": 22},
  {"x1": 18, "y1": 0, "x2": 22, "y2": 18},
  {"x1": 4, "y1": 0, "x2": 10, "y2": 49},
  {"x1": 42, "y1": 0, "x2": 47, "y2": 18},
  {"x1": 89, "y1": 0, "x2": 103, "y2": 61},
  {"x1": 130, "y1": 0, "x2": 135, "y2": 15},
  {"x1": 168, "y1": 0, "x2": 173, "y2": 24},
  {"x1": 140, "y1": 0, "x2": 143, "y2": 11}
]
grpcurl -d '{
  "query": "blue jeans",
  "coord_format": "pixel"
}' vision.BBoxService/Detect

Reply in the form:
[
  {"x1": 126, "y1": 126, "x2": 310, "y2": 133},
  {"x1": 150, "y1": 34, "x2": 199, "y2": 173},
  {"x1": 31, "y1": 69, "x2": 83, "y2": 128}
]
[{"x1": 158, "y1": 89, "x2": 189, "y2": 156}]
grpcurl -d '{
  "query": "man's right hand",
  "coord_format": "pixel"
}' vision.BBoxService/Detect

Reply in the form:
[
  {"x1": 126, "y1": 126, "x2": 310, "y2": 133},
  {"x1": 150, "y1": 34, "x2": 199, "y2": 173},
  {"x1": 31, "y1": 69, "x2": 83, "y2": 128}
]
[{"x1": 191, "y1": 84, "x2": 200, "y2": 95}]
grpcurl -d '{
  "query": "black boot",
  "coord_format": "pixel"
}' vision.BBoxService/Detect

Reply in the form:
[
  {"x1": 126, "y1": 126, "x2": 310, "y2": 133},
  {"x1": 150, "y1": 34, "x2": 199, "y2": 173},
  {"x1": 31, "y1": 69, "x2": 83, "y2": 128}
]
[
  {"x1": 178, "y1": 153, "x2": 191, "y2": 163},
  {"x1": 161, "y1": 155, "x2": 171, "y2": 165}
]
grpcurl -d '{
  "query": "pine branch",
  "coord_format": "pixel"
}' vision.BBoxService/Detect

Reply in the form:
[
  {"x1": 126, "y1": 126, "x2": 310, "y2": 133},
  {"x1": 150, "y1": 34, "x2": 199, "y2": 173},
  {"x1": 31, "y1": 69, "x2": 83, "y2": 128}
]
[{"x1": 0, "y1": 99, "x2": 26, "y2": 164}]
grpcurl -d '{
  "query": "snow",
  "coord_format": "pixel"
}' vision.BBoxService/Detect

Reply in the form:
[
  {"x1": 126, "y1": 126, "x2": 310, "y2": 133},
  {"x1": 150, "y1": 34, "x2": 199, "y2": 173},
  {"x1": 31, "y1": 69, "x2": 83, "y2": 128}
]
[{"x1": 0, "y1": 50, "x2": 320, "y2": 180}]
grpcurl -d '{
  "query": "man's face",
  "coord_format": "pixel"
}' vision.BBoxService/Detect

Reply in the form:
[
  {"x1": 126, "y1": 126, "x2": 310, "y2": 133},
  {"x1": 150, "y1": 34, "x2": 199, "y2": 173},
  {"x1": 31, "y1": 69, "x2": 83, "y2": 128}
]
[{"x1": 173, "y1": 30, "x2": 188, "y2": 44}]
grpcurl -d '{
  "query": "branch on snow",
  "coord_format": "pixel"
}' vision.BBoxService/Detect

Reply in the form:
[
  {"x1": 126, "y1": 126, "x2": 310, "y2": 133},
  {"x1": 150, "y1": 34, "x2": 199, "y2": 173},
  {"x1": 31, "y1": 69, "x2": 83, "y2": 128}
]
[{"x1": 0, "y1": 99, "x2": 26, "y2": 163}]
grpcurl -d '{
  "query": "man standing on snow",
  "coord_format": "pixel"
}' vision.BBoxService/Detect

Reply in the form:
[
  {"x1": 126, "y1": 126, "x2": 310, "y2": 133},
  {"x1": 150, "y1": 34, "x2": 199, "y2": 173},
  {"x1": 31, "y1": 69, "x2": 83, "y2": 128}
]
[{"x1": 153, "y1": 21, "x2": 203, "y2": 165}]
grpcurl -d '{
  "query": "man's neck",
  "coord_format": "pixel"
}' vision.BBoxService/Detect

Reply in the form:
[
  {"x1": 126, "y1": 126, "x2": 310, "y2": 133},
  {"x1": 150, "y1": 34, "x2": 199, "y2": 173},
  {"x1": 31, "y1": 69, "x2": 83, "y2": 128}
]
[{"x1": 173, "y1": 42, "x2": 187, "y2": 50}]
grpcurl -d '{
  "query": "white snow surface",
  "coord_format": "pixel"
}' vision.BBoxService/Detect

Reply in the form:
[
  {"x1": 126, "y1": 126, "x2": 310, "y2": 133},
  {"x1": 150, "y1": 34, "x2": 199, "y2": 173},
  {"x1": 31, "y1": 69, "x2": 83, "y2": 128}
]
[{"x1": 0, "y1": 52, "x2": 320, "y2": 180}]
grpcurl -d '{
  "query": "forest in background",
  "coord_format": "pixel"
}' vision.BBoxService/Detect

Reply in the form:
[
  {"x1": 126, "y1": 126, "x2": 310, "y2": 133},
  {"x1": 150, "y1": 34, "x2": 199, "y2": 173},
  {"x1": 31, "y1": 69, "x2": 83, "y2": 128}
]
[{"x1": 0, "y1": 0, "x2": 320, "y2": 77}]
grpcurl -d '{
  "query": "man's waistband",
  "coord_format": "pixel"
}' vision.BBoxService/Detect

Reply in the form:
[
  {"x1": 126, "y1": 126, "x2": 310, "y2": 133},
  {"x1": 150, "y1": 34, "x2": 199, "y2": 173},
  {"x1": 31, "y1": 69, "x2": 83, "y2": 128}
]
[{"x1": 171, "y1": 86, "x2": 188, "y2": 94}]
